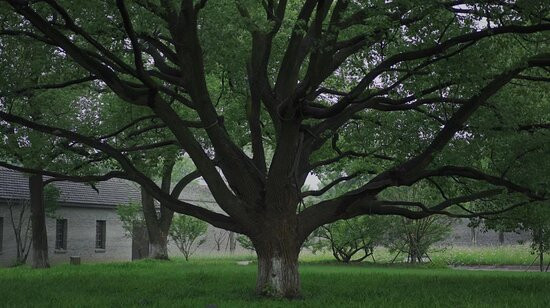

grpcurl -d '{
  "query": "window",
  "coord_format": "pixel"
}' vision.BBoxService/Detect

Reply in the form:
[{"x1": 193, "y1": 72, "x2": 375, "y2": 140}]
[
  {"x1": 96, "y1": 220, "x2": 106, "y2": 250},
  {"x1": 0, "y1": 217, "x2": 3, "y2": 253},
  {"x1": 55, "y1": 219, "x2": 67, "y2": 250}
]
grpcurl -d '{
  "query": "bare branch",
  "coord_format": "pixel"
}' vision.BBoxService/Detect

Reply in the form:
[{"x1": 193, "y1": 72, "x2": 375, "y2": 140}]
[{"x1": 0, "y1": 76, "x2": 97, "y2": 97}]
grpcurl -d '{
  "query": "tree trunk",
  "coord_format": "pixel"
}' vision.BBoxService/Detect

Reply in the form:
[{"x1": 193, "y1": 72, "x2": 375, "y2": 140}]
[
  {"x1": 149, "y1": 233, "x2": 169, "y2": 260},
  {"x1": 29, "y1": 174, "x2": 49, "y2": 269},
  {"x1": 140, "y1": 158, "x2": 175, "y2": 260},
  {"x1": 256, "y1": 247, "x2": 300, "y2": 298},
  {"x1": 131, "y1": 224, "x2": 149, "y2": 260},
  {"x1": 254, "y1": 228, "x2": 301, "y2": 298},
  {"x1": 540, "y1": 250, "x2": 544, "y2": 272},
  {"x1": 540, "y1": 238, "x2": 544, "y2": 272},
  {"x1": 228, "y1": 231, "x2": 236, "y2": 253},
  {"x1": 141, "y1": 187, "x2": 169, "y2": 260}
]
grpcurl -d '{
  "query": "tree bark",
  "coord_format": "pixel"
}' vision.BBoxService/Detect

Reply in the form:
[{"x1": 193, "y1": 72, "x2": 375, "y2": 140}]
[
  {"x1": 149, "y1": 235, "x2": 169, "y2": 260},
  {"x1": 228, "y1": 231, "x2": 236, "y2": 253},
  {"x1": 471, "y1": 227, "x2": 477, "y2": 245},
  {"x1": 256, "y1": 246, "x2": 300, "y2": 298},
  {"x1": 540, "y1": 249, "x2": 544, "y2": 272},
  {"x1": 131, "y1": 224, "x2": 149, "y2": 260},
  {"x1": 140, "y1": 157, "x2": 176, "y2": 260},
  {"x1": 29, "y1": 174, "x2": 49, "y2": 269},
  {"x1": 253, "y1": 223, "x2": 301, "y2": 299},
  {"x1": 141, "y1": 187, "x2": 169, "y2": 260},
  {"x1": 539, "y1": 234, "x2": 544, "y2": 272}
]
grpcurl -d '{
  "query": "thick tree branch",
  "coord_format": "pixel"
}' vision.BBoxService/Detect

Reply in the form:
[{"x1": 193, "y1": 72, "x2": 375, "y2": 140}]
[
  {"x1": 0, "y1": 161, "x2": 127, "y2": 186},
  {"x1": 421, "y1": 165, "x2": 546, "y2": 201},
  {"x1": 171, "y1": 169, "x2": 201, "y2": 198},
  {"x1": 0, "y1": 110, "x2": 243, "y2": 232}
]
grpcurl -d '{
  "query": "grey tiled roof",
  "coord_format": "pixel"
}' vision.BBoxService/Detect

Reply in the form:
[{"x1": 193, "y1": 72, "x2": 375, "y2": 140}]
[
  {"x1": 178, "y1": 182, "x2": 216, "y2": 204},
  {"x1": 0, "y1": 168, "x2": 140, "y2": 207},
  {"x1": 0, "y1": 168, "x2": 217, "y2": 208}
]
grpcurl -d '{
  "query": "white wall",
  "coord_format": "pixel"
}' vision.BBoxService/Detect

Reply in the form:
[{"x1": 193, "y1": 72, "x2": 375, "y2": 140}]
[{"x1": 0, "y1": 202, "x2": 132, "y2": 267}]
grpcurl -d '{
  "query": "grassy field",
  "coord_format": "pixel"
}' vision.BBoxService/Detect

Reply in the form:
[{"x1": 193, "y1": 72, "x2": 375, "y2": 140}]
[
  {"x1": 297, "y1": 244, "x2": 546, "y2": 266},
  {"x1": 430, "y1": 245, "x2": 544, "y2": 266},
  {"x1": 1, "y1": 257, "x2": 550, "y2": 307}
]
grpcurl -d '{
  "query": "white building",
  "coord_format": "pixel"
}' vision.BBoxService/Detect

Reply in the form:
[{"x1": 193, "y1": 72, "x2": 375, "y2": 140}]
[
  {"x1": 0, "y1": 168, "x2": 246, "y2": 267},
  {"x1": 0, "y1": 168, "x2": 139, "y2": 267}
]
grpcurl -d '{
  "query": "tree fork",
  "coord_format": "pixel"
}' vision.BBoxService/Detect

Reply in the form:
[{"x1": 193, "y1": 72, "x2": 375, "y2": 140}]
[{"x1": 141, "y1": 187, "x2": 169, "y2": 260}]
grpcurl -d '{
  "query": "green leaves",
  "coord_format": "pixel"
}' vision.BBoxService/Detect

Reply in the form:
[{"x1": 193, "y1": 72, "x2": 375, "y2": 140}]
[
  {"x1": 169, "y1": 214, "x2": 208, "y2": 260},
  {"x1": 116, "y1": 202, "x2": 145, "y2": 238},
  {"x1": 312, "y1": 215, "x2": 389, "y2": 263}
]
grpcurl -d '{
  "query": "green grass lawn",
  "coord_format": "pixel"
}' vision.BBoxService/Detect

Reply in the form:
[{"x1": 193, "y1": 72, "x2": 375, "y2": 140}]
[
  {"x1": 297, "y1": 244, "x2": 547, "y2": 266},
  {"x1": 1, "y1": 257, "x2": 550, "y2": 307},
  {"x1": 430, "y1": 245, "x2": 546, "y2": 266}
]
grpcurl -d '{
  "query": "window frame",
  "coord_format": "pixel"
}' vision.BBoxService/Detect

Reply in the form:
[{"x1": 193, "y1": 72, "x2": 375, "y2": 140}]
[
  {"x1": 55, "y1": 219, "x2": 68, "y2": 251},
  {"x1": 95, "y1": 220, "x2": 106, "y2": 250},
  {"x1": 0, "y1": 216, "x2": 4, "y2": 253}
]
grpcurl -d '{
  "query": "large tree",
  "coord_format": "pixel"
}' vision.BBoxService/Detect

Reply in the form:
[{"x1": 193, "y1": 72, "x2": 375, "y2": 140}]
[{"x1": 1, "y1": 0, "x2": 549, "y2": 297}]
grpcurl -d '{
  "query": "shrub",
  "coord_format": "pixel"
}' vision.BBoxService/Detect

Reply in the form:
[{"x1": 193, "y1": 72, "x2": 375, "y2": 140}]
[
  {"x1": 169, "y1": 214, "x2": 208, "y2": 261},
  {"x1": 385, "y1": 216, "x2": 452, "y2": 263},
  {"x1": 311, "y1": 216, "x2": 389, "y2": 263}
]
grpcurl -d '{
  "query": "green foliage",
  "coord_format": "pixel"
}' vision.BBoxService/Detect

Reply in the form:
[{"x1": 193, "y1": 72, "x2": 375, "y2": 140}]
[
  {"x1": 385, "y1": 216, "x2": 453, "y2": 263},
  {"x1": 0, "y1": 0, "x2": 547, "y2": 232},
  {"x1": 484, "y1": 203, "x2": 550, "y2": 270},
  {"x1": 116, "y1": 203, "x2": 145, "y2": 238},
  {"x1": 309, "y1": 179, "x2": 454, "y2": 264},
  {"x1": 43, "y1": 184, "x2": 60, "y2": 218},
  {"x1": 311, "y1": 216, "x2": 389, "y2": 263},
  {"x1": 169, "y1": 214, "x2": 208, "y2": 261},
  {"x1": 236, "y1": 235, "x2": 255, "y2": 252},
  {"x1": 0, "y1": 4, "x2": 549, "y2": 296},
  {"x1": 303, "y1": 245, "x2": 544, "y2": 267}
]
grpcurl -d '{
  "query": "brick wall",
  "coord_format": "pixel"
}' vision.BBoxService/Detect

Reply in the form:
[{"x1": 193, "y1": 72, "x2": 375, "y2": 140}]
[{"x1": 0, "y1": 202, "x2": 131, "y2": 267}]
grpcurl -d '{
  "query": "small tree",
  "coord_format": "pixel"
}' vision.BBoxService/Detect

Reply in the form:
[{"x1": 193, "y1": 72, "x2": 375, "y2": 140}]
[
  {"x1": 385, "y1": 216, "x2": 452, "y2": 263},
  {"x1": 6, "y1": 185, "x2": 59, "y2": 266},
  {"x1": 116, "y1": 202, "x2": 145, "y2": 239},
  {"x1": 7, "y1": 198, "x2": 32, "y2": 265},
  {"x1": 531, "y1": 222, "x2": 550, "y2": 272},
  {"x1": 312, "y1": 216, "x2": 388, "y2": 263},
  {"x1": 212, "y1": 229, "x2": 228, "y2": 252},
  {"x1": 484, "y1": 204, "x2": 550, "y2": 272},
  {"x1": 169, "y1": 214, "x2": 207, "y2": 261}
]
